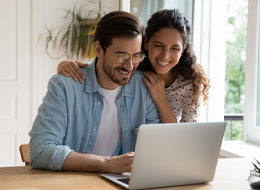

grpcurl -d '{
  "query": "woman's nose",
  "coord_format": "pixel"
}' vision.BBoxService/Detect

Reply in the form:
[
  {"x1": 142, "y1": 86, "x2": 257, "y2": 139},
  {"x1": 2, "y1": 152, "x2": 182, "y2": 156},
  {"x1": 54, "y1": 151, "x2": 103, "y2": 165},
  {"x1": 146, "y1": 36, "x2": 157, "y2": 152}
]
[{"x1": 160, "y1": 49, "x2": 170, "y2": 60}]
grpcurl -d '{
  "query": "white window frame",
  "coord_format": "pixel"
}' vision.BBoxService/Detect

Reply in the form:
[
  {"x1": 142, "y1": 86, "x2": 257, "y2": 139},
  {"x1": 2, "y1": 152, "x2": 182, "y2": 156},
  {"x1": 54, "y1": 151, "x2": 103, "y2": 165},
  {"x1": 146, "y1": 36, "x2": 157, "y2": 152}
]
[
  {"x1": 119, "y1": 0, "x2": 130, "y2": 12},
  {"x1": 244, "y1": 0, "x2": 260, "y2": 144},
  {"x1": 193, "y1": 0, "x2": 227, "y2": 123}
]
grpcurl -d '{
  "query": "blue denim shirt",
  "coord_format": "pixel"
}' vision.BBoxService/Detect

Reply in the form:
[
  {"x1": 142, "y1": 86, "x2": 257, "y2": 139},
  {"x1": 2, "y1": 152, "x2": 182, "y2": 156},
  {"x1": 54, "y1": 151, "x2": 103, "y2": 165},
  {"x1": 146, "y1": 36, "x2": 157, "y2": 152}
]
[{"x1": 29, "y1": 62, "x2": 161, "y2": 170}]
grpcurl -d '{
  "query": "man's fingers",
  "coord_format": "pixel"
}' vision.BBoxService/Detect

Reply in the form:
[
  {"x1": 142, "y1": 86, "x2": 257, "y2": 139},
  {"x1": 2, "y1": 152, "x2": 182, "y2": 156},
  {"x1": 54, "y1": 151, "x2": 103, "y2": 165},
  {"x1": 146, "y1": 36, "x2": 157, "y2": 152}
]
[{"x1": 104, "y1": 152, "x2": 135, "y2": 173}]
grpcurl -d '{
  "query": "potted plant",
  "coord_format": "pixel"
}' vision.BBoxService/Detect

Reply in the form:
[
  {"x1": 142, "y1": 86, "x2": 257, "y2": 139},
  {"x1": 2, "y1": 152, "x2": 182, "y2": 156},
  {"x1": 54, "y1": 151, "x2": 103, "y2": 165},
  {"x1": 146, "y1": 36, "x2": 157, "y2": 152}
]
[
  {"x1": 249, "y1": 158, "x2": 260, "y2": 189},
  {"x1": 42, "y1": 0, "x2": 105, "y2": 61}
]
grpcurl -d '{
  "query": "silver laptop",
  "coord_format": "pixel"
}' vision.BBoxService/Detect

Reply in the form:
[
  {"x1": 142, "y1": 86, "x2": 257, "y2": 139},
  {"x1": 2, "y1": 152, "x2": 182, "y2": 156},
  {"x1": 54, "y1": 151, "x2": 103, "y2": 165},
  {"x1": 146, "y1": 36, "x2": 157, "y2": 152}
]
[{"x1": 101, "y1": 122, "x2": 226, "y2": 190}]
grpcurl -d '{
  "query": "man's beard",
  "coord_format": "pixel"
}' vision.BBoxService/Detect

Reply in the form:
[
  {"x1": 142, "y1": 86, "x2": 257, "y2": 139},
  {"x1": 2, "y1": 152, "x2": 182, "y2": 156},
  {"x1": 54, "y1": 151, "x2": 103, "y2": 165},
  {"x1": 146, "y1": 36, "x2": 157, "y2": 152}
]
[{"x1": 102, "y1": 61, "x2": 136, "y2": 86}]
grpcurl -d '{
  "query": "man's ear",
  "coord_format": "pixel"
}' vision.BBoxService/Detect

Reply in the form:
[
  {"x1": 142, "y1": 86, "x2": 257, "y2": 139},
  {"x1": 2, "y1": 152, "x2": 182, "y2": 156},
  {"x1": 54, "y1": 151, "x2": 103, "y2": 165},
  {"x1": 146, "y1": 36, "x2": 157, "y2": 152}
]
[{"x1": 94, "y1": 41, "x2": 103, "y2": 57}]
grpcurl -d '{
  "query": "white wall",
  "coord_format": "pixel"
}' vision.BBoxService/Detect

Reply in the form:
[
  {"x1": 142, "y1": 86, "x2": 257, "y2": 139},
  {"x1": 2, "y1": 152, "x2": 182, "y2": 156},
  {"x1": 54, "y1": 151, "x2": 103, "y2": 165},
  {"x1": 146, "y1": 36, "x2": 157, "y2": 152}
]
[
  {"x1": 0, "y1": 0, "x2": 119, "y2": 166},
  {"x1": 0, "y1": 0, "x2": 30, "y2": 166}
]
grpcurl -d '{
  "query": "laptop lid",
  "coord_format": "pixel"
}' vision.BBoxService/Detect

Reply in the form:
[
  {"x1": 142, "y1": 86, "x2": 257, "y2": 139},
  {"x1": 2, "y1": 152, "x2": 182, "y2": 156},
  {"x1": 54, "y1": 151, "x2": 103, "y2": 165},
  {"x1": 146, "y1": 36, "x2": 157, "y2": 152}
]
[{"x1": 101, "y1": 122, "x2": 226, "y2": 190}]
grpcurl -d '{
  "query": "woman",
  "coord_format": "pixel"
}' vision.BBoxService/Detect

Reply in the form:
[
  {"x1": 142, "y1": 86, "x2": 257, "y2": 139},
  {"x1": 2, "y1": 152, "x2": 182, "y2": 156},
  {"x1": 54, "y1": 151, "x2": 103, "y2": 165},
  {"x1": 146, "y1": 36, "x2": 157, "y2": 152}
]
[{"x1": 57, "y1": 9, "x2": 210, "y2": 123}]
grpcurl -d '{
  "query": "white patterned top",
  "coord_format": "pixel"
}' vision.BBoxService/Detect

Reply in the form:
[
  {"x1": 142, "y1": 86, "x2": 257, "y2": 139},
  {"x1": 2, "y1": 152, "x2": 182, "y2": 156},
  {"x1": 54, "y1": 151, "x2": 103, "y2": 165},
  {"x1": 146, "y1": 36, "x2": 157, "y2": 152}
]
[{"x1": 165, "y1": 74, "x2": 202, "y2": 123}]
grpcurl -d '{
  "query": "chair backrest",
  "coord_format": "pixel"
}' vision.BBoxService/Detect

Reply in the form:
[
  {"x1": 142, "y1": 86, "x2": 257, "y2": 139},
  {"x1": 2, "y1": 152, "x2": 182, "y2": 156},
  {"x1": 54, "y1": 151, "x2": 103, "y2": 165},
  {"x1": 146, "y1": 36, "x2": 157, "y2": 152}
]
[{"x1": 19, "y1": 144, "x2": 30, "y2": 166}]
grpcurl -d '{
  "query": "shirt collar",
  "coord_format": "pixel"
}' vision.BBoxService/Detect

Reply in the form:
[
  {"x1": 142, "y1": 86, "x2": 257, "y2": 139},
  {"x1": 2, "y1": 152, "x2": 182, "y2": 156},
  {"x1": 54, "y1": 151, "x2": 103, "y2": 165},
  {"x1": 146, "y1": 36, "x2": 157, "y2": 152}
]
[{"x1": 84, "y1": 59, "x2": 99, "y2": 94}]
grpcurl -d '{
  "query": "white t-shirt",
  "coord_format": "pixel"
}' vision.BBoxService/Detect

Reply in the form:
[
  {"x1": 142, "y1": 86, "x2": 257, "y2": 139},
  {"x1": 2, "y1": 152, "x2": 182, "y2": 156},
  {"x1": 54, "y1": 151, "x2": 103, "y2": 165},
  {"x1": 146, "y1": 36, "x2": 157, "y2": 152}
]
[{"x1": 92, "y1": 86, "x2": 122, "y2": 156}]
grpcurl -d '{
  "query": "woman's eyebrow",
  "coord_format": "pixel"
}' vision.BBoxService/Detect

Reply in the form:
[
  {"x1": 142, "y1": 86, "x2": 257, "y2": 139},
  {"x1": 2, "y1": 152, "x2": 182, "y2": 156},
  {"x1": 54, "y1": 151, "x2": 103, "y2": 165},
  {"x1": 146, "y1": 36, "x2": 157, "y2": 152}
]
[
  {"x1": 153, "y1": 41, "x2": 181, "y2": 47},
  {"x1": 153, "y1": 41, "x2": 163, "y2": 44}
]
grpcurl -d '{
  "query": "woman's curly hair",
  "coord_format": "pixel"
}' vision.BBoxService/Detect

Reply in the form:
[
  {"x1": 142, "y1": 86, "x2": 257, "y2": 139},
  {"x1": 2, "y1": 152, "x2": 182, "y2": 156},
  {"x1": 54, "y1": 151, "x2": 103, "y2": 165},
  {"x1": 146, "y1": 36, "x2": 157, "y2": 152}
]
[{"x1": 138, "y1": 9, "x2": 210, "y2": 104}]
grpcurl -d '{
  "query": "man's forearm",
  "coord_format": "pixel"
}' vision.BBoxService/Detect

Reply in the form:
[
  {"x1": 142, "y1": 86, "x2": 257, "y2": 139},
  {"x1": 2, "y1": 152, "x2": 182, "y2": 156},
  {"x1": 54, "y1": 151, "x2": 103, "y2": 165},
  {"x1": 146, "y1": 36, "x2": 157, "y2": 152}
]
[
  {"x1": 61, "y1": 151, "x2": 134, "y2": 173},
  {"x1": 61, "y1": 151, "x2": 106, "y2": 172}
]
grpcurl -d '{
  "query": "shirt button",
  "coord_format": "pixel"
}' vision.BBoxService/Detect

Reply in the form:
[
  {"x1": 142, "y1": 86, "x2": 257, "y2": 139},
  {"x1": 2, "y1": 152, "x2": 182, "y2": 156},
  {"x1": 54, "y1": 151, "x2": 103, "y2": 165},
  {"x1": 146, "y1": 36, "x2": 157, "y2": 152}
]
[
  {"x1": 120, "y1": 104, "x2": 123, "y2": 108},
  {"x1": 98, "y1": 102, "x2": 100, "y2": 105},
  {"x1": 93, "y1": 128, "x2": 96, "y2": 132}
]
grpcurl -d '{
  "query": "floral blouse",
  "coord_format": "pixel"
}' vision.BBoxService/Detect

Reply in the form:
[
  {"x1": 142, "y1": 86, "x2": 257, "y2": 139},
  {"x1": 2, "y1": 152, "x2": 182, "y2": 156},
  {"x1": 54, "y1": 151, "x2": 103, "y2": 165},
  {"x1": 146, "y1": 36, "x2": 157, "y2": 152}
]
[{"x1": 165, "y1": 74, "x2": 202, "y2": 123}]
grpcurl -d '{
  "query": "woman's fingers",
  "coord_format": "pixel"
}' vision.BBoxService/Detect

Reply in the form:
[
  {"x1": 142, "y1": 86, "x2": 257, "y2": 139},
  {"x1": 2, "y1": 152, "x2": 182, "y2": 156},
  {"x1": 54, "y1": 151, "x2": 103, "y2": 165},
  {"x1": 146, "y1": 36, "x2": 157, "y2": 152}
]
[
  {"x1": 60, "y1": 69, "x2": 71, "y2": 78},
  {"x1": 57, "y1": 60, "x2": 87, "y2": 83},
  {"x1": 71, "y1": 61, "x2": 86, "y2": 81},
  {"x1": 143, "y1": 77, "x2": 153, "y2": 94},
  {"x1": 143, "y1": 71, "x2": 153, "y2": 84},
  {"x1": 60, "y1": 65, "x2": 79, "y2": 82},
  {"x1": 143, "y1": 71, "x2": 160, "y2": 84},
  {"x1": 75, "y1": 61, "x2": 88, "y2": 68},
  {"x1": 70, "y1": 66, "x2": 84, "y2": 82},
  {"x1": 73, "y1": 61, "x2": 88, "y2": 79}
]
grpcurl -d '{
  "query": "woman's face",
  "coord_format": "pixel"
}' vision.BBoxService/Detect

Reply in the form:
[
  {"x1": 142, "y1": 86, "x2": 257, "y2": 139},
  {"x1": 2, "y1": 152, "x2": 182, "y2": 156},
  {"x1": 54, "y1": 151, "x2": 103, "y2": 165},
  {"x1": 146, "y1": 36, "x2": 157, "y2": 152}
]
[{"x1": 145, "y1": 27, "x2": 184, "y2": 75}]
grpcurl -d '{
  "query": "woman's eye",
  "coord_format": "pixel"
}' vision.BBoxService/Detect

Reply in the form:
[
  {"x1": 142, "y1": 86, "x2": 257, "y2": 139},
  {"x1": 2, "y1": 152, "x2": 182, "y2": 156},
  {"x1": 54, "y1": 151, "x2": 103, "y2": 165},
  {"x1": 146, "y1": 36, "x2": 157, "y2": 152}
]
[
  {"x1": 154, "y1": 45, "x2": 163, "y2": 48},
  {"x1": 171, "y1": 48, "x2": 180, "y2": 52}
]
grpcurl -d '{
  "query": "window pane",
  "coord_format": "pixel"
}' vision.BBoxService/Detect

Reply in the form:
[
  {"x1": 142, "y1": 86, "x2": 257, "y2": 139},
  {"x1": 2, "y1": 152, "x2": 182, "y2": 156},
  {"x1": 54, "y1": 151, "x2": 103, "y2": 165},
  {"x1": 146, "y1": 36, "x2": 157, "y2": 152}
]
[
  {"x1": 257, "y1": 0, "x2": 260, "y2": 126},
  {"x1": 130, "y1": 0, "x2": 193, "y2": 26}
]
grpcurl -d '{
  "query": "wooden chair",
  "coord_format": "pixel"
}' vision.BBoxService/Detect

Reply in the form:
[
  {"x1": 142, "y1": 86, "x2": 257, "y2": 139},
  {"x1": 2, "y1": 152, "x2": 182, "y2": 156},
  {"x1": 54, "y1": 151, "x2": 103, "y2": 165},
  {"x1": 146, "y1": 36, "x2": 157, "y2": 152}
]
[{"x1": 19, "y1": 144, "x2": 30, "y2": 166}]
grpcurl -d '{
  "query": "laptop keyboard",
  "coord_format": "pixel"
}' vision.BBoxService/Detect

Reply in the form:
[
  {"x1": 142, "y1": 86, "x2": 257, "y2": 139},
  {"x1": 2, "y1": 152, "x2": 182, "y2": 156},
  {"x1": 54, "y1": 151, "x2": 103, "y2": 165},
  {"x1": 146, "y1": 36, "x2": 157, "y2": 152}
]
[{"x1": 117, "y1": 177, "x2": 130, "y2": 185}]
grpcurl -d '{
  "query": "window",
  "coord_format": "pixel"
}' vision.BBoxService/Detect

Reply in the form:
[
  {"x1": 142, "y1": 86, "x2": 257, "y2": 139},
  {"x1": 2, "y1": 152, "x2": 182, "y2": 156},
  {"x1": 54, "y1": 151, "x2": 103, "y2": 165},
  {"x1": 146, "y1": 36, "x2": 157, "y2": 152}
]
[
  {"x1": 244, "y1": 0, "x2": 260, "y2": 144},
  {"x1": 129, "y1": 0, "x2": 193, "y2": 25}
]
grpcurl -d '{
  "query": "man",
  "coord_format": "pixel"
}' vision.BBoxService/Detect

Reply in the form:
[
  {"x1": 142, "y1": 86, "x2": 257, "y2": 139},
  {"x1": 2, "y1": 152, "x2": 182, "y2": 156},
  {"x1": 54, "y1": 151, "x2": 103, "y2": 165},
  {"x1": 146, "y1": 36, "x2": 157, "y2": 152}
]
[{"x1": 29, "y1": 11, "x2": 160, "y2": 173}]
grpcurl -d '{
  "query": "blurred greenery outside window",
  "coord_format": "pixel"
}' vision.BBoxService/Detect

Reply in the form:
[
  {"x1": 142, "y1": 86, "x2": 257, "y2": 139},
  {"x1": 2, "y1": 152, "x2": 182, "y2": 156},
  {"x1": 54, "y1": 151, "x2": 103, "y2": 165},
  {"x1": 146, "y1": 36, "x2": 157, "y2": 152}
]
[{"x1": 224, "y1": 0, "x2": 248, "y2": 140}]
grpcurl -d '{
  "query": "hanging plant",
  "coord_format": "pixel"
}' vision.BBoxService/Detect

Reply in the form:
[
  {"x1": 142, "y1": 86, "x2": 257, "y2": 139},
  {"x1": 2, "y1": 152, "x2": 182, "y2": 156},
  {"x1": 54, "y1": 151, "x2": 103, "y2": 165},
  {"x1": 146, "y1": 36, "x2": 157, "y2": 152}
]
[{"x1": 42, "y1": 0, "x2": 105, "y2": 61}]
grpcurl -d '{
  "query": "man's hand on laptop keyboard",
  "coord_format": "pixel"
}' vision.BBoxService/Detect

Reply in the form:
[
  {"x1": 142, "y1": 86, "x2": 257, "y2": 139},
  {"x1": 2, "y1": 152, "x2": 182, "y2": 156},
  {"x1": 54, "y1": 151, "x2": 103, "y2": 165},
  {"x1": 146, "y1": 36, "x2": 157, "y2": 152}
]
[{"x1": 101, "y1": 152, "x2": 134, "y2": 173}]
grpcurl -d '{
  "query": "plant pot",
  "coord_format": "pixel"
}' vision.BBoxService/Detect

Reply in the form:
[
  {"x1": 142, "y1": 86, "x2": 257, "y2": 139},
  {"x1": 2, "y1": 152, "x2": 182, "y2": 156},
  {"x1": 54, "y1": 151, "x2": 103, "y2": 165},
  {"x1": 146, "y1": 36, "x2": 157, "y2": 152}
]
[{"x1": 249, "y1": 170, "x2": 260, "y2": 189}]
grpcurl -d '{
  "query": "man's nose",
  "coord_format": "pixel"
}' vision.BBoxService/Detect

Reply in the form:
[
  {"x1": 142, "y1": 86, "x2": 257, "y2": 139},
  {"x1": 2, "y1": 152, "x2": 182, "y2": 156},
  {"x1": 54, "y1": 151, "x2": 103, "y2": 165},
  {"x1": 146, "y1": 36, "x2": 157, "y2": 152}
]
[{"x1": 122, "y1": 57, "x2": 134, "y2": 71}]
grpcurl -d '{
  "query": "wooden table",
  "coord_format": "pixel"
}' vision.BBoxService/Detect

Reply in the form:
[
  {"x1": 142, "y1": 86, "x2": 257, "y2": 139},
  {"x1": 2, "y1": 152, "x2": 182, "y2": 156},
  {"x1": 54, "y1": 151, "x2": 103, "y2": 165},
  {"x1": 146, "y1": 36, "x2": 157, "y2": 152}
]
[{"x1": 0, "y1": 158, "x2": 252, "y2": 190}]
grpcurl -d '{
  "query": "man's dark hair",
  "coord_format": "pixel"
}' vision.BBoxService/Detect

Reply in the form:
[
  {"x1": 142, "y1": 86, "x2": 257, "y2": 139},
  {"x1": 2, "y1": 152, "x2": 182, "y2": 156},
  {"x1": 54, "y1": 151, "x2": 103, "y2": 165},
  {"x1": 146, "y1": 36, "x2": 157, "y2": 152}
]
[{"x1": 94, "y1": 11, "x2": 144, "y2": 51}]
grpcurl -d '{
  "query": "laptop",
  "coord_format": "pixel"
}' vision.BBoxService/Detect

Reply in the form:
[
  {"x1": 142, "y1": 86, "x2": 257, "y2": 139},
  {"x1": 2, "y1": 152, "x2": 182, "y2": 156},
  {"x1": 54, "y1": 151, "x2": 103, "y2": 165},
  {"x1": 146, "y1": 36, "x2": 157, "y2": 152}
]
[{"x1": 101, "y1": 122, "x2": 226, "y2": 190}]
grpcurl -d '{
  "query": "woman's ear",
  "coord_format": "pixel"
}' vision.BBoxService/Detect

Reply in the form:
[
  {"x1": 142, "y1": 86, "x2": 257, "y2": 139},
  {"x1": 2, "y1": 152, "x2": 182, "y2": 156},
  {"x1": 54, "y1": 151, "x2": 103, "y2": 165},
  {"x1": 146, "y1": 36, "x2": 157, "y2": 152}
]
[{"x1": 94, "y1": 41, "x2": 103, "y2": 57}]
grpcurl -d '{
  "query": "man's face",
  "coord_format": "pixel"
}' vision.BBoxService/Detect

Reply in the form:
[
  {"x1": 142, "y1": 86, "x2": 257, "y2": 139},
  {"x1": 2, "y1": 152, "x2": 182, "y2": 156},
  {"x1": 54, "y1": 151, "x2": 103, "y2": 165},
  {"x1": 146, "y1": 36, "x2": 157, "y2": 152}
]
[{"x1": 96, "y1": 35, "x2": 143, "y2": 89}]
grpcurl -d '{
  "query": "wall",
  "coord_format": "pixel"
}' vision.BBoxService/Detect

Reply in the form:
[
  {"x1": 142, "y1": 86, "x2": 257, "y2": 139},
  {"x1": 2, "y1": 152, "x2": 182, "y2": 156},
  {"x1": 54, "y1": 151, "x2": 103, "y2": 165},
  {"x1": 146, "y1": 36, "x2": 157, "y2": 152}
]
[{"x1": 0, "y1": 0, "x2": 30, "y2": 166}]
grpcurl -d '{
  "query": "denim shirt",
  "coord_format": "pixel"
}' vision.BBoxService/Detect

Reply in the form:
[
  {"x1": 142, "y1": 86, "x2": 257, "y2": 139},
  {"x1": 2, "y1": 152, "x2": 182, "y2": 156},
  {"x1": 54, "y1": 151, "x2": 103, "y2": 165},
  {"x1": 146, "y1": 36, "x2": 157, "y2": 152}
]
[{"x1": 29, "y1": 62, "x2": 161, "y2": 170}]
